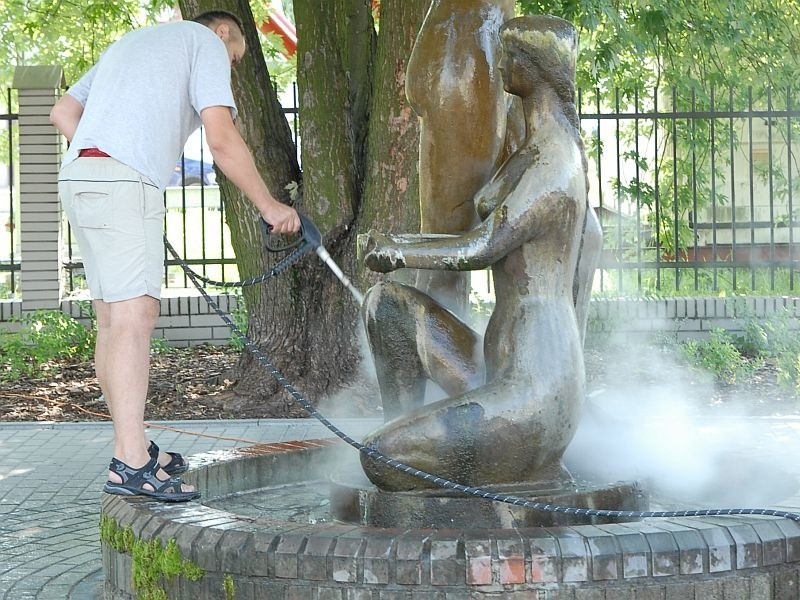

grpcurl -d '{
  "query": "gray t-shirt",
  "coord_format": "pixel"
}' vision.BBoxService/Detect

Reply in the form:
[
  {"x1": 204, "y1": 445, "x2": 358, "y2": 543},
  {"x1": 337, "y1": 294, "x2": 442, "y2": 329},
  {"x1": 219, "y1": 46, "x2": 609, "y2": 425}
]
[{"x1": 62, "y1": 21, "x2": 237, "y2": 191}]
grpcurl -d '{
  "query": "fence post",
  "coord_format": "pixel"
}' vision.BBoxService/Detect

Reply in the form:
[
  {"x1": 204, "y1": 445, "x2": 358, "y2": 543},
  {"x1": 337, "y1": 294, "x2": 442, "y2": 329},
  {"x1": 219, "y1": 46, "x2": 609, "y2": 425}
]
[{"x1": 12, "y1": 66, "x2": 65, "y2": 312}]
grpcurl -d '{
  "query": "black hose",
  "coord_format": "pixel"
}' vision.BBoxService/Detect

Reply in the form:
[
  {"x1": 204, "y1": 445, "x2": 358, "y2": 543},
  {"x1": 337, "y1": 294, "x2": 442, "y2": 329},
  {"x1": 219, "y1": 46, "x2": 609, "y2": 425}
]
[{"x1": 167, "y1": 214, "x2": 321, "y2": 289}]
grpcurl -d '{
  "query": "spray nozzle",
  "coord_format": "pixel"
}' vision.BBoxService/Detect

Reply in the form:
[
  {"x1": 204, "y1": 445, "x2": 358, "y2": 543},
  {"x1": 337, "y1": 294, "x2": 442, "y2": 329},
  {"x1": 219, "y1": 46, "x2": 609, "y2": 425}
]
[{"x1": 260, "y1": 212, "x2": 364, "y2": 305}]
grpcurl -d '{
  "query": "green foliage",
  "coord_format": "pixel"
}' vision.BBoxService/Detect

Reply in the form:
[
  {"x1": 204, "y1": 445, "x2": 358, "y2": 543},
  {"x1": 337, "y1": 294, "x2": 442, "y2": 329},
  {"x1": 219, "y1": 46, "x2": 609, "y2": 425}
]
[
  {"x1": 516, "y1": 0, "x2": 800, "y2": 93},
  {"x1": 0, "y1": 1, "x2": 174, "y2": 90},
  {"x1": 224, "y1": 574, "x2": 236, "y2": 600},
  {"x1": 249, "y1": 0, "x2": 297, "y2": 92},
  {"x1": 0, "y1": 310, "x2": 95, "y2": 381},
  {"x1": 100, "y1": 514, "x2": 135, "y2": 553},
  {"x1": 790, "y1": 354, "x2": 800, "y2": 393},
  {"x1": 0, "y1": 307, "x2": 178, "y2": 377},
  {"x1": 589, "y1": 89, "x2": 800, "y2": 268},
  {"x1": 0, "y1": 279, "x2": 15, "y2": 301},
  {"x1": 737, "y1": 309, "x2": 800, "y2": 391},
  {"x1": 518, "y1": 1, "x2": 800, "y2": 264},
  {"x1": 228, "y1": 292, "x2": 248, "y2": 352},
  {"x1": 100, "y1": 515, "x2": 205, "y2": 600},
  {"x1": 669, "y1": 308, "x2": 800, "y2": 390},
  {"x1": 0, "y1": 0, "x2": 298, "y2": 99},
  {"x1": 680, "y1": 328, "x2": 758, "y2": 383},
  {"x1": 596, "y1": 265, "x2": 800, "y2": 298},
  {"x1": 150, "y1": 337, "x2": 175, "y2": 355}
]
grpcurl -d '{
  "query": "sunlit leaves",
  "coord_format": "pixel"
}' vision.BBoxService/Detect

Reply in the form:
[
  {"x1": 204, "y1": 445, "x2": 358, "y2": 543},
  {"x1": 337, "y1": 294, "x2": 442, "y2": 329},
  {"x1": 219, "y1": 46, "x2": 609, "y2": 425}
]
[
  {"x1": 0, "y1": 0, "x2": 174, "y2": 89},
  {"x1": 516, "y1": 0, "x2": 800, "y2": 92}
]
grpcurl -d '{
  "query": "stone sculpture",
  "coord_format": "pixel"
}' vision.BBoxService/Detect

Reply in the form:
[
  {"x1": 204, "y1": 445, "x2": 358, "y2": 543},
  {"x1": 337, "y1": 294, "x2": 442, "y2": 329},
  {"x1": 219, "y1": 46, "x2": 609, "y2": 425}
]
[
  {"x1": 360, "y1": 15, "x2": 602, "y2": 491},
  {"x1": 406, "y1": 0, "x2": 521, "y2": 318}
]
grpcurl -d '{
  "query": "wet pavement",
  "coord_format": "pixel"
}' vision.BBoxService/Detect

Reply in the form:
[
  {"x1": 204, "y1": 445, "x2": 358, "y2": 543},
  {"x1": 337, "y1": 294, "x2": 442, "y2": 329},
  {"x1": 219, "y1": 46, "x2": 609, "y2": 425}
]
[{"x1": 0, "y1": 418, "x2": 378, "y2": 599}]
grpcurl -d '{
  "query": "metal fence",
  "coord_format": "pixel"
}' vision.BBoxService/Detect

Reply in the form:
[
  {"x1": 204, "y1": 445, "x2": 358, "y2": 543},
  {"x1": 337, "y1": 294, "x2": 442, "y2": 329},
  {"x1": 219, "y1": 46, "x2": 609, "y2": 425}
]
[
  {"x1": 0, "y1": 89, "x2": 17, "y2": 298},
  {"x1": 580, "y1": 86, "x2": 799, "y2": 296},
  {"x1": 2, "y1": 84, "x2": 799, "y2": 300}
]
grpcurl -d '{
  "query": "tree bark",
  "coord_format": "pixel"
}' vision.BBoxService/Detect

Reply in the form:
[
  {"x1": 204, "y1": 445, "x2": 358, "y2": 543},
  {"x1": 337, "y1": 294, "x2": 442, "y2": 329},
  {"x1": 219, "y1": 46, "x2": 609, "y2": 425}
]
[
  {"x1": 358, "y1": 0, "x2": 426, "y2": 291},
  {"x1": 178, "y1": 0, "x2": 428, "y2": 415}
]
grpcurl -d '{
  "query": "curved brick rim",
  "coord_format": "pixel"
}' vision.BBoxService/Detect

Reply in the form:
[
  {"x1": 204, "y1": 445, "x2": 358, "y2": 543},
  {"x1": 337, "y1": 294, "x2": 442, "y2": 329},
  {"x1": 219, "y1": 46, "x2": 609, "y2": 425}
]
[{"x1": 101, "y1": 439, "x2": 800, "y2": 599}]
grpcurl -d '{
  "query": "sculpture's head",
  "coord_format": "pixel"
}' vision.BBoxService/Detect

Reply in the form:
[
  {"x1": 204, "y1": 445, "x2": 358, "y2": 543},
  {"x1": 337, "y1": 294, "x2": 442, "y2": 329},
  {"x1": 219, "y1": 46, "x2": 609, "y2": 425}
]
[{"x1": 499, "y1": 15, "x2": 577, "y2": 104}]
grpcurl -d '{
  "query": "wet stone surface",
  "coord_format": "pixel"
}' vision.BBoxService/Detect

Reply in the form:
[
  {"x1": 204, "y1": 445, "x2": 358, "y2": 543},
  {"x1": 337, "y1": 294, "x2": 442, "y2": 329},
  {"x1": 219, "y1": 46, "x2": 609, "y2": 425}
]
[
  {"x1": 204, "y1": 480, "x2": 335, "y2": 526},
  {"x1": 101, "y1": 429, "x2": 800, "y2": 598}
]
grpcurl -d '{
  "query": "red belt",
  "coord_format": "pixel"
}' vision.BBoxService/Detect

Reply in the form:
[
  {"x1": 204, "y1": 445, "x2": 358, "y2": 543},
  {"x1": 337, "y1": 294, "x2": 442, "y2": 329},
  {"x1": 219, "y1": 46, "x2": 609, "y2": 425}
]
[{"x1": 78, "y1": 148, "x2": 110, "y2": 158}]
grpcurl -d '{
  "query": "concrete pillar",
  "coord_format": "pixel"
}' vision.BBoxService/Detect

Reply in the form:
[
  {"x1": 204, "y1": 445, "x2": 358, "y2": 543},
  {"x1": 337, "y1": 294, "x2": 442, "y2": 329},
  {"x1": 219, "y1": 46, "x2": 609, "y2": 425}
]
[{"x1": 12, "y1": 66, "x2": 65, "y2": 312}]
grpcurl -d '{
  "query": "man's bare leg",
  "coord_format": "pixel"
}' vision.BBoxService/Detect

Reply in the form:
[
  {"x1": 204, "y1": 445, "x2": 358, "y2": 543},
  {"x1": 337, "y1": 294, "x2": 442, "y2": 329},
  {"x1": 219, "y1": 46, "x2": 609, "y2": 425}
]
[{"x1": 95, "y1": 296, "x2": 193, "y2": 492}]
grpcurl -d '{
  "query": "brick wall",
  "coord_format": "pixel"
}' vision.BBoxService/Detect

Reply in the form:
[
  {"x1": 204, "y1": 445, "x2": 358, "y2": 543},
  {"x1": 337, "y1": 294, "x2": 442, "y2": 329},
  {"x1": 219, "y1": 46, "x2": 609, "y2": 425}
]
[
  {"x1": 101, "y1": 439, "x2": 800, "y2": 600},
  {"x1": 2, "y1": 295, "x2": 798, "y2": 347},
  {"x1": 588, "y1": 296, "x2": 800, "y2": 342},
  {"x1": 0, "y1": 293, "x2": 240, "y2": 346}
]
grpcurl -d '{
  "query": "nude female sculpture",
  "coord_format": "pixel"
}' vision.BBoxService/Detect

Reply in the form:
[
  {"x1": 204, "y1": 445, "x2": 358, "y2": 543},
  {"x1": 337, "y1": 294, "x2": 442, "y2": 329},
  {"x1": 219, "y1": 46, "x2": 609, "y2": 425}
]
[
  {"x1": 360, "y1": 15, "x2": 602, "y2": 491},
  {"x1": 406, "y1": 0, "x2": 518, "y2": 317}
]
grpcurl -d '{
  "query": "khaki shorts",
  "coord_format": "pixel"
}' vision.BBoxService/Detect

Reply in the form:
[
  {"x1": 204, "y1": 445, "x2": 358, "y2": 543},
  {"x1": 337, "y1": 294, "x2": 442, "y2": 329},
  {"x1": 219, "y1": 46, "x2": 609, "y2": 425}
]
[{"x1": 58, "y1": 158, "x2": 165, "y2": 302}]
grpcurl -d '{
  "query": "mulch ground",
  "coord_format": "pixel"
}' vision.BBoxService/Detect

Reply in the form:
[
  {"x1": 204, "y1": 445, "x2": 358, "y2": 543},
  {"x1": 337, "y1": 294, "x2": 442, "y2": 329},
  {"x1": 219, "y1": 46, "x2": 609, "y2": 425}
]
[
  {"x1": 0, "y1": 345, "x2": 241, "y2": 422},
  {"x1": 2, "y1": 344, "x2": 799, "y2": 422}
]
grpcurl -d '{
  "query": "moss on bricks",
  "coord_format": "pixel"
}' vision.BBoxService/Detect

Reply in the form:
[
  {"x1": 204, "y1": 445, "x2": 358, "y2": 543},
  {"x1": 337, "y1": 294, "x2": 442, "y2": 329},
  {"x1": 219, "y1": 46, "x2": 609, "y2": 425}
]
[
  {"x1": 100, "y1": 515, "x2": 205, "y2": 600},
  {"x1": 224, "y1": 573, "x2": 236, "y2": 599}
]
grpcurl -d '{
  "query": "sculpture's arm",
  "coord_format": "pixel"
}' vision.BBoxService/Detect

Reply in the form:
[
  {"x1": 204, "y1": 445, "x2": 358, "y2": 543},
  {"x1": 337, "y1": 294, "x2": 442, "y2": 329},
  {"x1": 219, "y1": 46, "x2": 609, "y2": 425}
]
[{"x1": 363, "y1": 187, "x2": 540, "y2": 273}]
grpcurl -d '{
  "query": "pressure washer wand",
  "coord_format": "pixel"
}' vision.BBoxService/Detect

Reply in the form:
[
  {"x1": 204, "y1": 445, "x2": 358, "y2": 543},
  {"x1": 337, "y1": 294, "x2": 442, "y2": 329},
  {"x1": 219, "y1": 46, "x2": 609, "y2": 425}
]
[
  {"x1": 262, "y1": 213, "x2": 364, "y2": 306},
  {"x1": 314, "y1": 245, "x2": 364, "y2": 306}
]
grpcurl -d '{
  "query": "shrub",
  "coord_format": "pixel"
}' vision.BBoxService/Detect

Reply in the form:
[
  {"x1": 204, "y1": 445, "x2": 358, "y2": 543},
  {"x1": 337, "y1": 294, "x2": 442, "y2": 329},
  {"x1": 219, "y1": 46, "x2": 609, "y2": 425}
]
[
  {"x1": 737, "y1": 309, "x2": 800, "y2": 390},
  {"x1": 0, "y1": 310, "x2": 95, "y2": 381},
  {"x1": 680, "y1": 328, "x2": 758, "y2": 384}
]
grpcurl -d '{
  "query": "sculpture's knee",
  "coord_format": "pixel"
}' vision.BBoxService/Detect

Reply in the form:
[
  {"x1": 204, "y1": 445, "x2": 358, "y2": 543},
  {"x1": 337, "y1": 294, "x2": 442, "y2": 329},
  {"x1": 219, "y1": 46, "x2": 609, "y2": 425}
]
[
  {"x1": 361, "y1": 400, "x2": 487, "y2": 491},
  {"x1": 363, "y1": 281, "x2": 404, "y2": 323},
  {"x1": 362, "y1": 281, "x2": 419, "y2": 348},
  {"x1": 362, "y1": 282, "x2": 429, "y2": 416}
]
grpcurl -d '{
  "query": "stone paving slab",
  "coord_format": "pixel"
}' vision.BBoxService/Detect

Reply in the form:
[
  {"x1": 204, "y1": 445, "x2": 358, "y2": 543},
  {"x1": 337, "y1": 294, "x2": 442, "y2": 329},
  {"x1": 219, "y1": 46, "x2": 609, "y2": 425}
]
[{"x1": 0, "y1": 418, "x2": 379, "y2": 599}]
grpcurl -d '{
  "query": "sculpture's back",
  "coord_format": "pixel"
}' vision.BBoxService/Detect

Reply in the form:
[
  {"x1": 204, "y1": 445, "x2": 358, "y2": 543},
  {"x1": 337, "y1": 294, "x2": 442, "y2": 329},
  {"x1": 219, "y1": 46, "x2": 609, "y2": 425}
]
[{"x1": 406, "y1": 0, "x2": 518, "y2": 317}]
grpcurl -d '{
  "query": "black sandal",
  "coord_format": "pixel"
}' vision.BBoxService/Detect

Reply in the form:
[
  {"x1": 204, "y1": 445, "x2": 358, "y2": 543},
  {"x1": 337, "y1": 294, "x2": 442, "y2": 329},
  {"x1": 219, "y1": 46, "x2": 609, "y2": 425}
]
[
  {"x1": 148, "y1": 440, "x2": 190, "y2": 476},
  {"x1": 103, "y1": 456, "x2": 200, "y2": 502}
]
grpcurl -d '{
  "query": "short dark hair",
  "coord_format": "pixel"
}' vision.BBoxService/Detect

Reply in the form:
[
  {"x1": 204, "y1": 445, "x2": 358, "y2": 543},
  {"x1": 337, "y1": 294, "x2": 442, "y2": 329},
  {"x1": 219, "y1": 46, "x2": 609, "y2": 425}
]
[{"x1": 192, "y1": 10, "x2": 244, "y2": 35}]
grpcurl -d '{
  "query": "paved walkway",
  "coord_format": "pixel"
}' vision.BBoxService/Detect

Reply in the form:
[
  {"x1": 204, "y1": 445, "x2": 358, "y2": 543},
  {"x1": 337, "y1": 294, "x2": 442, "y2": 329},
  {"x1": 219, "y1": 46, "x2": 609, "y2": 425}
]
[
  {"x1": 2, "y1": 416, "x2": 800, "y2": 599},
  {"x1": 0, "y1": 418, "x2": 378, "y2": 599}
]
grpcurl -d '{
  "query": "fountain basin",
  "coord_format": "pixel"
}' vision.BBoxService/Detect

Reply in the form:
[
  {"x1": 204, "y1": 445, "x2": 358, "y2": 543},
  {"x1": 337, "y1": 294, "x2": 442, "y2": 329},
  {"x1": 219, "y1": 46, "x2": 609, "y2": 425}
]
[{"x1": 101, "y1": 438, "x2": 800, "y2": 599}]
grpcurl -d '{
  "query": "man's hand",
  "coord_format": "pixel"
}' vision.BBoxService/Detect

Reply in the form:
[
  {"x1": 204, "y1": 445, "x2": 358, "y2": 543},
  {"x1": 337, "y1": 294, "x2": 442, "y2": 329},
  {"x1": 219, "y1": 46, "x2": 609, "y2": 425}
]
[{"x1": 261, "y1": 201, "x2": 300, "y2": 234}]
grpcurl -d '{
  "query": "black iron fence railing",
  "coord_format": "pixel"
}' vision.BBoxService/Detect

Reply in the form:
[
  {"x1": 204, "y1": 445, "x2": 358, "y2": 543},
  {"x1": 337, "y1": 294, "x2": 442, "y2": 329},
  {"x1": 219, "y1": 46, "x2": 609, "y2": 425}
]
[
  {"x1": 579, "y1": 86, "x2": 799, "y2": 296},
  {"x1": 0, "y1": 88, "x2": 18, "y2": 298},
  {"x1": 3, "y1": 84, "x2": 798, "y2": 299}
]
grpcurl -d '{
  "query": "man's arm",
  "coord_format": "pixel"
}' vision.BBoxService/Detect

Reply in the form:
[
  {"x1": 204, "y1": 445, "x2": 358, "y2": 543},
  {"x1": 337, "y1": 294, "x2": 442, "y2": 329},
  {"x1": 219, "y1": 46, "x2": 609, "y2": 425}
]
[
  {"x1": 201, "y1": 106, "x2": 299, "y2": 234},
  {"x1": 49, "y1": 94, "x2": 84, "y2": 142}
]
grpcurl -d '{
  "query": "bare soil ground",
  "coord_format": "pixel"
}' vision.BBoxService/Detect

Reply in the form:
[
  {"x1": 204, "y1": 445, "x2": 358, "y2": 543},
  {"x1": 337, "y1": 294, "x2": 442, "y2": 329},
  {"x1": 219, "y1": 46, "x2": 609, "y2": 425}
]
[{"x1": 1, "y1": 344, "x2": 799, "y2": 422}]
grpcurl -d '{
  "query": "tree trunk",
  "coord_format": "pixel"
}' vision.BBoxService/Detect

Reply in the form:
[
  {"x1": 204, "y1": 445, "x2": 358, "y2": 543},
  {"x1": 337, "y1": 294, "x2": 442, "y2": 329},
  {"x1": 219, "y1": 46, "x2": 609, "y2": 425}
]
[
  {"x1": 357, "y1": 0, "x2": 425, "y2": 291},
  {"x1": 178, "y1": 0, "x2": 428, "y2": 415}
]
